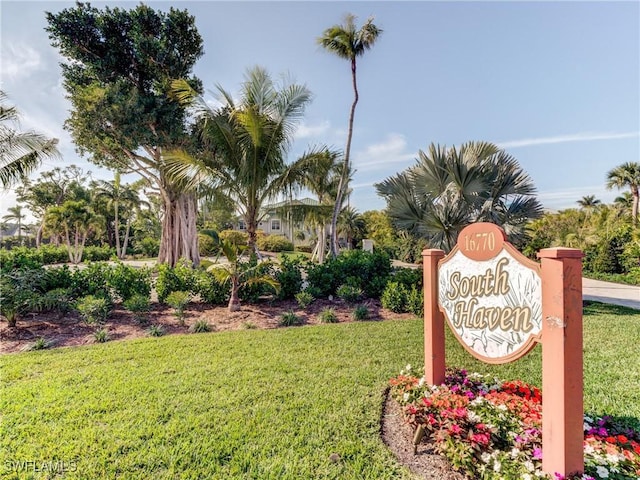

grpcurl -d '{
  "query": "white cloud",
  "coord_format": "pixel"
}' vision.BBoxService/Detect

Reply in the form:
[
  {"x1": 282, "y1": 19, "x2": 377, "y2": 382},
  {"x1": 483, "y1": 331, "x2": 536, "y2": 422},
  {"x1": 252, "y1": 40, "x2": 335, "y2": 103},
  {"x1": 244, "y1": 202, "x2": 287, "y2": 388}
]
[
  {"x1": 354, "y1": 133, "x2": 416, "y2": 172},
  {"x1": 496, "y1": 131, "x2": 640, "y2": 149},
  {"x1": 1, "y1": 42, "x2": 42, "y2": 82},
  {"x1": 294, "y1": 120, "x2": 331, "y2": 139}
]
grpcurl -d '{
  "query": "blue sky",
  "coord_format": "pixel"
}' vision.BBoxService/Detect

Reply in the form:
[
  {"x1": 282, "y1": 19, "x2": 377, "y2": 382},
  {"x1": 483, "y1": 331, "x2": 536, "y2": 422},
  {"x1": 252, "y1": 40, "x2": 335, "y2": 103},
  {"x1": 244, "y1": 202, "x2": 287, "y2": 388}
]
[{"x1": 1, "y1": 1, "x2": 639, "y2": 220}]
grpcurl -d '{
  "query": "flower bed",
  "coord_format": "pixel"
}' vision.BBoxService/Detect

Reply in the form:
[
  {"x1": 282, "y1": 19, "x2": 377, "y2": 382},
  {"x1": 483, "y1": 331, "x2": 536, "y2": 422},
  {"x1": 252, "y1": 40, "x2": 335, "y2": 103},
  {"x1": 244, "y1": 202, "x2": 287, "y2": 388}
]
[{"x1": 389, "y1": 366, "x2": 640, "y2": 480}]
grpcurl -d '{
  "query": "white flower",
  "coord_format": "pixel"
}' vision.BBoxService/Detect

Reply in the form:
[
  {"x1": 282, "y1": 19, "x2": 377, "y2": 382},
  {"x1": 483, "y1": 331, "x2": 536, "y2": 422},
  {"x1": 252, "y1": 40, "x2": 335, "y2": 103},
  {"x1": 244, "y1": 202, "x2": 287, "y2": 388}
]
[
  {"x1": 584, "y1": 422, "x2": 591, "y2": 431},
  {"x1": 510, "y1": 447, "x2": 520, "y2": 458},
  {"x1": 468, "y1": 411, "x2": 481, "y2": 423},
  {"x1": 403, "y1": 392, "x2": 410, "y2": 402},
  {"x1": 584, "y1": 415, "x2": 593, "y2": 424},
  {"x1": 497, "y1": 404, "x2": 508, "y2": 411},
  {"x1": 481, "y1": 452, "x2": 491, "y2": 463},
  {"x1": 405, "y1": 364, "x2": 412, "y2": 371},
  {"x1": 524, "y1": 460, "x2": 534, "y2": 472},
  {"x1": 418, "y1": 377, "x2": 425, "y2": 387},
  {"x1": 605, "y1": 453, "x2": 621, "y2": 464},
  {"x1": 595, "y1": 465, "x2": 609, "y2": 478},
  {"x1": 584, "y1": 444, "x2": 595, "y2": 454},
  {"x1": 523, "y1": 474, "x2": 532, "y2": 480},
  {"x1": 493, "y1": 460, "x2": 501, "y2": 472}
]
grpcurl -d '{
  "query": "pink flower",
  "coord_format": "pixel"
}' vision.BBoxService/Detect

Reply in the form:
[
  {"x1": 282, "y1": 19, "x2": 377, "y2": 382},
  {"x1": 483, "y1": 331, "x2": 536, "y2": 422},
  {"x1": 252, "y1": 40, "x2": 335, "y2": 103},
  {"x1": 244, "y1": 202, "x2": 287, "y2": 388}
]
[{"x1": 533, "y1": 447, "x2": 543, "y2": 460}]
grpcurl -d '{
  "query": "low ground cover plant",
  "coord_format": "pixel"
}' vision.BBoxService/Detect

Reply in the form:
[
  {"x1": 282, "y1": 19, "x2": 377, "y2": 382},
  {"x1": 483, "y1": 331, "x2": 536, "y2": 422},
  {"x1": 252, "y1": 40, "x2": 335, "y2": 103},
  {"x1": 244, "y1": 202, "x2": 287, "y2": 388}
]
[{"x1": 389, "y1": 366, "x2": 640, "y2": 480}]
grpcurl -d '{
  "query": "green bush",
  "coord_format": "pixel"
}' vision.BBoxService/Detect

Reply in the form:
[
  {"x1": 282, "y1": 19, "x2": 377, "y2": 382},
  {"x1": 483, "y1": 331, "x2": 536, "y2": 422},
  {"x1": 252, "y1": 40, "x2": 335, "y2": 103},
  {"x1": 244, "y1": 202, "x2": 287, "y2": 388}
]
[
  {"x1": 70, "y1": 262, "x2": 112, "y2": 300},
  {"x1": 83, "y1": 246, "x2": 115, "y2": 262},
  {"x1": 76, "y1": 295, "x2": 110, "y2": 325},
  {"x1": 219, "y1": 229, "x2": 248, "y2": 246},
  {"x1": 38, "y1": 288, "x2": 74, "y2": 318},
  {"x1": 136, "y1": 237, "x2": 160, "y2": 258},
  {"x1": 258, "y1": 235, "x2": 294, "y2": 252},
  {"x1": 0, "y1": 246, "x2": 42, "y2": 272},
  {"x1": 239, "y1": 260, "x2": 277, "y2": 303},
  {"x1": 146, "y1": 324, "x2": 165, "y2": 337},
  {"x1": 318, "y1": 307, "x2": 338, "y2": 324},
  {"x1": 189, "y1": 319, "x2": 213, "y2": 333},
  {"x1": 275, "y1": 256, "x2": 303, "y2": 300},
  {"x1": 156, "y1": 261, "x2": 195, "y2": 303},
  {"x1": 279, "y1": 310, "x2": 303, "y2": 327},
  {"x1": 306, "y1": 250, "x2": 391, "y2": 299},
  {"x1": 198, "y1": 233, "x2": 219, "y2": 256},
  {"x1": 407, "y1": 286, "x2": 423, "y2": 317},
  {"x1": 93, "y1": 327, "x2": 110, "y2": 343},
  {"x1": 42, "y1": 265, "x2": 74, "y2": 292},
  {"x1": 193, "y1": 270, "x2": 228, "y2": 305},
  {"x1": 391, "y1": 267, "x2": 423, "y2": 289},
  {"x1": 336, "y1": 284, "x2": 363, "y2": 303},
  {"x1": 123, "y1": 294, "x2": 151, "y2": 323},
  {"x1": 39, "y1": 244, "x2": 69, "y2": 265},
  {"x1": 351, "y1": 305, "x2": 370, "y2": 321},
  {"x1": 295, "y1": 290, "x2": 315, "y2": 309},
  {"x1": 26, "y1": 337, "x2": 53, "y2": 351},
  {"x1": 380, "y1": 281, "x2": 409, "y2": 313},
  {"x1": 165, "y1": 290, "x2": 190, "y2": 324},
  {"x1": 109, "y1": 263, "x2": 152, "y2": 301},
  {"x1": 294, "y1": 245, "x2": 314, "y2": 254}
]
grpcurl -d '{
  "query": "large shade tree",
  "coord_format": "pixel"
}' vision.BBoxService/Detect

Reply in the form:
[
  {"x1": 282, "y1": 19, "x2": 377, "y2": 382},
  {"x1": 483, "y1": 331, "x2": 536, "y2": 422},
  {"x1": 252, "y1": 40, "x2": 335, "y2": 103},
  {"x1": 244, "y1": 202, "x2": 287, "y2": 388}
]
[
  {"x1": 606, "y1": 162, "x2": 640, "y2": 227},
  {"x1": 376, "y1": 141, "x2": 543, "y2": 252},
  {"x1": 46, "y1": 3, "x2": 204, "y2": 266},
  {"x1": 318, "y1": 14, "x2": 382, "y2": 258},
  {"x1": 168, "y1": 67, "x2": 312, "y2": 253},
  {"x1": 0, "y1": 91, "x2": 60, "y2": 190}
]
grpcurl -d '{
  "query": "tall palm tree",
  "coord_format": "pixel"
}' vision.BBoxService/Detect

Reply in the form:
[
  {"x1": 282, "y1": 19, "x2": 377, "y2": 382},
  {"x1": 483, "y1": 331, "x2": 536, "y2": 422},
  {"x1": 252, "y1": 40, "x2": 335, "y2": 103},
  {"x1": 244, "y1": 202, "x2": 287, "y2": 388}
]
[
  {"x1": 376, "y1": 141, "x2": 543, "y2": 252},
  {"x1": 2, "y1": 205, "x2": 27, "y2": 241},
  {"x1": 318, "y1": 14, "x2": 382, "y2": 258},
  {"x1": 577, "y1": 195, "x2": 601, "y2": 211},
  {"x1": 285, "y1": 147, "x2": 343, "y2": 263},
  {"x1": 0, "y1": 91, "x2": 60, "y2": 189},
  {"x1": 338, "y1": 206, "x2": 365, "y2": 249},
  {"x1": 606, "y1": 162, "x2": 640, "y2": 227},
  {"x1": 93, "y1": 172, "x2": 146, "y2": 259},
  {"x1": 168, "y1": 67, "x2": 312, "y2": 254},
  {"x1": 44, "y1": 200, "x2": 103, "y2": 263}
]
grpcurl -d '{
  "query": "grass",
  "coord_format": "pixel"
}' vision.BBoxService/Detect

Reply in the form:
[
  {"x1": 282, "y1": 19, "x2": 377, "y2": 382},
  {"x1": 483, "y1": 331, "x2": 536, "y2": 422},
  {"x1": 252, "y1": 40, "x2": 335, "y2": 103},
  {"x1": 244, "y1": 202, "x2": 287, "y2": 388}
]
[{"x1": 1, "y1": 301, "x2": 638, "y2": 479}]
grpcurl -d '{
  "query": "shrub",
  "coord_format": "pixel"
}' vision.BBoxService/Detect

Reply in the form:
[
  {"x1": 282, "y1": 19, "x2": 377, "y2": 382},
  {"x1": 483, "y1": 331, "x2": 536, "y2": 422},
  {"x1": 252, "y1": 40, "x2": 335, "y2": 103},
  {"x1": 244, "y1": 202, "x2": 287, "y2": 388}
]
[
  {"x1": 275, "y1": 256, "x2": 303, "y2": 300},
  {"x1": 238, "y1": 260, "x2": 277, "y2": 303},
  {"x1": 76, "y1": 295, "x2": 110, "y2": 325},
  {"x1": 193, "y1": 270, "x2": 228, "y2": 305},
  {"x1": 294, "y1": 245, "x2": 314, "y2": 254},
  {"x1": 70, "y1": 262, "x2": 112, "y2": 300},
  {"x1": 0, "y1": 246, "x2": 42, "y2": 272},
  {"x1": 83, "y1": 246, "x2": 115, "y2": 262},
  {"x1": 318, "y1": 307, "x2": 338, "y2": 324},
  {"x1": 242, "y1": 321, "x2": 257, "y2": 329},
  {"x1": 258, "y1": 235, "x2": 294, "y2": 253},
  {"x1": 351, "y1": 304, "x2": 370, "y2": 321},
  {"x1": 123, "y1": 294, "x2": 151, "y2": 324},
  {"x1": 39, "y1": 244, "x2": 69, "y2": 265},
  {"x1": 407, "y1": 286, "x2": 423, "y2": 317},
  {"x1": 93, "y1": 327, "x2": 110, "y2": 343},
  {"x1": 26, "y1": 337, "x2": 53, "y2": 351},
  {"x1": 136, "y1": 237, "x2": 160, "y2": 258},
  {"x1": 165, "y1": 290, "x2": 190, "y2": 324},
  {"x1": 295, "y1": 290, "x2": 315, "y2": 309},
  {"x1": 42, "y1": 265, "x2": 74, "y2": 292},
  {"x1": 189, "y1": 320, "x2": 213, "y2": 333},
  {"x1": 279, "y1": 310, "x2": 303, "y2": 327},
  {"x1": 146, "y1": 324, "x2": 165, "y2": 337},
  {"x1": 198, "y1": 233, "x2": 219, "y2": 256},
  {"x1": 109, "y1": 263, "x2": 152, "y2": 301},
  {"x1": 336, "y1": 284, "x2": 363, "y2": 303},
  {"x1": 219, "y1": 229, "x2": 248, "y2": 246},
  {"x1": 306, "y1": 250, "x2": 391, "y2": 298},
  {"x1": 38, "y1": 288, "x2": 74, "y2": 318},
  {"x1": 391, "y1": 266, "x2": 423, "y2": 290},
  {"x1": 156, "y1": 261, "x2": 195, "y2": 303},
  {"x1": 380, "y1": 281, "x2": 409, "y2": 313}
]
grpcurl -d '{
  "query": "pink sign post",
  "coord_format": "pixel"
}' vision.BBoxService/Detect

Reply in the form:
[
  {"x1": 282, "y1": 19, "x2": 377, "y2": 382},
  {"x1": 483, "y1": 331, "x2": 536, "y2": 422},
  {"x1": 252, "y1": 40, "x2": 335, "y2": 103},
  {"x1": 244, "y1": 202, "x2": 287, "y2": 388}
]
[{"x1": 422, "y1": 223, "x2": 584, "y2": 478}]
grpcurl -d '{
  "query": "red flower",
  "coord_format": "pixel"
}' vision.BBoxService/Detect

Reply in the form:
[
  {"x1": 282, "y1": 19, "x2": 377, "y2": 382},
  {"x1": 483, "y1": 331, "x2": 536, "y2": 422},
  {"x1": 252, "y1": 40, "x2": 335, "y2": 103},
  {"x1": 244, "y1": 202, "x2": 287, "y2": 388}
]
[
  {"x1": 617, "y1": 434, "x2": 628, "y2": 444},
  {"x1": 605, "y1": 436, "x2": 616, "y2": 444}
]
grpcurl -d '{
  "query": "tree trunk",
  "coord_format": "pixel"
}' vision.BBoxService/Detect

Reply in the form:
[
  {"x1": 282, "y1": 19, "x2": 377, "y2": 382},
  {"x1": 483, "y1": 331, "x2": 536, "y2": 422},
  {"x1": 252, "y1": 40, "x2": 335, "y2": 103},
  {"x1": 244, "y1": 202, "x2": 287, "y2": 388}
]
[
  {"x1": 228, "y1": 276, "x2": 241, "y2": 312},
  {"x1": 317, "y1": 224, "x2": 326, "y2": 264},
  {"x1": 632, "y1": 186, "x2": 639, "y2": 227},
  {"x1": 330, "y1": 57, "x2": 359, "y2": 258},
  {"x1": 121, "y1": 218, "x2": 132, "y2": 259},
  {"x1": 158, "y1": 191, "x2": 200, "y2": 268},
  {"x1": 36, "y1": 220, "x2": 44, "y2": 248},
  {"x1": 114, "y1": 201, "x2": 121, "y2": 259}
]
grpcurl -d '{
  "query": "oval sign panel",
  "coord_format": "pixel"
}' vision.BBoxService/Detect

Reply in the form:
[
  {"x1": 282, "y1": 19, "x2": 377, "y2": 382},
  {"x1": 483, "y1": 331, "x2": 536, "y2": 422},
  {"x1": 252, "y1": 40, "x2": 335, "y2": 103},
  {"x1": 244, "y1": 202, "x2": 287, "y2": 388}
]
[{"x1": 440, "y1": 223, "x2": 542, "y2": 364}]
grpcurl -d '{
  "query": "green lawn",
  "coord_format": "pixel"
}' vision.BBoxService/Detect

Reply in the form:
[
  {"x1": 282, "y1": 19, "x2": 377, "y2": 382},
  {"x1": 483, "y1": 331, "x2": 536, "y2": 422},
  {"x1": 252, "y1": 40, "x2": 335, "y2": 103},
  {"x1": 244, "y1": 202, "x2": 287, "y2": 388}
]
[{"x1": 1, "y1": 302, "x2": 638, "y2": 479}]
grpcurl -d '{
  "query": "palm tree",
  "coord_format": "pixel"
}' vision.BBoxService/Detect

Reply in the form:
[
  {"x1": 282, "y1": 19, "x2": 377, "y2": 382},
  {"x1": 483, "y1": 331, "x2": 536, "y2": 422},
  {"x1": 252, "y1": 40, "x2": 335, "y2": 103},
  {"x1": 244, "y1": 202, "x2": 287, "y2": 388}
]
[
  {"x1": 577, "y1": 195, "x2": 601, "y2": 211},
  {"x1": 2, "y1": 205, "x2": 27, "y2": 241},
  {"x1": 376, "y1": 141, "x2": 543, "y2": 252},
  {"x1": 168, "y1": 67, "x2": 312, "y2": 254},
  {"x1": 93, "y1": 172, "x2": 146, "y2": 259},
  {"x1": 284, "y1": 147, "x2": 343, "y2": 263},
  {"x1": 44, "y1": 200, "x2": 103, "y2": 263},
  {"x1": 318, "y1": 14, "x2": 382, "y2": 258},
  {"x1": 606, "y1": 162, "x2": 640, "y2": 227},
  {"x1": 0, "y1": 91, "x2": 60, "y2": 189},
  {"x1": 338, "y1": 206, "x2": 365, "y2": 249}
]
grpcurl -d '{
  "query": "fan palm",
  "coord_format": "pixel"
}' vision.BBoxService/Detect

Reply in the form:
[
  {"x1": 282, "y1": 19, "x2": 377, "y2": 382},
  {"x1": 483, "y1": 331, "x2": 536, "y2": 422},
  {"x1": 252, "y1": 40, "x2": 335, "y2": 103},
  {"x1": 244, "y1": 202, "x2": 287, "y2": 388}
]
[
  {"x1": 606, "y1": 162, "x2": 640, "y2": 227},
  {"x1": 318, "y1": 14, "x2": 382, "y2": 258},
  {"x1": 376, "y1": 141, "x2": 543, "y2": 252},
  {"x1": 0, "y1": 91, "x2": 60, "y2": 189},
  {"x1": 168, "y1": 67, "x2": 312, "y2": 254},
  {"x1": 338, "y1": 206, "x2": 365, "y2": 249}
]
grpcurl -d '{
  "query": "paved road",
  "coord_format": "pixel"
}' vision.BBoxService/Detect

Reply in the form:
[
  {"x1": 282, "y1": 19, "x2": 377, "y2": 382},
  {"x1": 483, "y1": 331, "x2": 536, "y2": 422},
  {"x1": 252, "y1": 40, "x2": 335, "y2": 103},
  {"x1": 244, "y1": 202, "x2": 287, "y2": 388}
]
[{"x1": 582, "y1": 278, "x2": 640, "y2": 310}]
